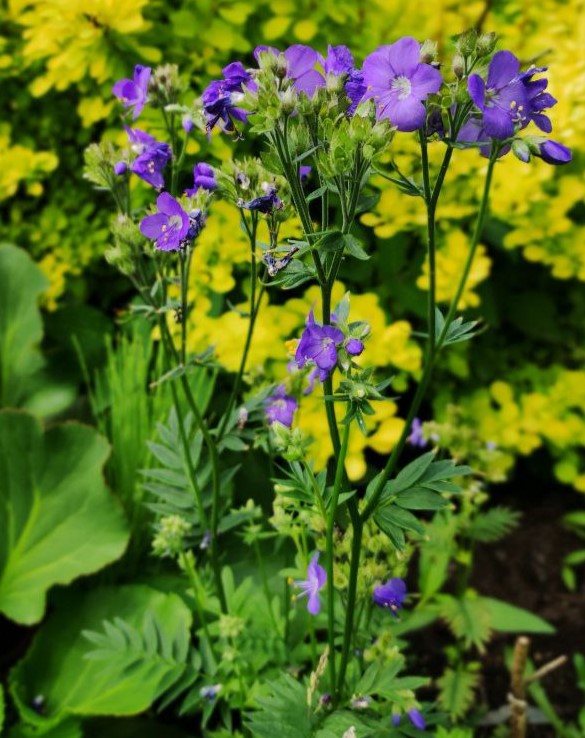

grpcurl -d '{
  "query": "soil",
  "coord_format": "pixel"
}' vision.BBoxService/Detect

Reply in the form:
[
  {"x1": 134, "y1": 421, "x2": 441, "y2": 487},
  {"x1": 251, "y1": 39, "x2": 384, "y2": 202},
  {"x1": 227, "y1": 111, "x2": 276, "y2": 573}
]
[{"x1": 472, "y1": 492, "x2": 585, "y2": 736}]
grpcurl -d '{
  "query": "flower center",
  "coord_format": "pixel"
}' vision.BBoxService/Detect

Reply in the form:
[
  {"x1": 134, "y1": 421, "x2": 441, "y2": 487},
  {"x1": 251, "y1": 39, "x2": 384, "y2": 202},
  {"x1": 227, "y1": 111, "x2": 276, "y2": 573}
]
[
  {"x1": 391, "y1": 75, "x2": 412, "y2": 100},
  {"x1": 168, "y1": 214, "x2": 183, "y2": 230}
]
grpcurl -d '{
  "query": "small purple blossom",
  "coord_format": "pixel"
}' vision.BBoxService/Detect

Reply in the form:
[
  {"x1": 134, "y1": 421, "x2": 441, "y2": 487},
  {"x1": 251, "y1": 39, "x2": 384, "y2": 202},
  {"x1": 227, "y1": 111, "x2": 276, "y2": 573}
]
[
  {"x1": 125, "y1": 128, "x2": 172, "y2": 190},
  {"x1": 519, "y1": 65, "x2": 557, "y2": 133},
  {"x1": 112, "y1": 65, "x2": 151, "y2": 119},
  {"x1": 408, "y1": 709, "x2": 426, "y2": 730},
  {"x1": 345, "y1": 68, "x2": 366, "y2": 115},
  {"x1": 140, "y1": 193, "x2": 190, "y2": 251},
  {"x1": 363, "y1": 37, "x2": 442, "y2": 131},
  {"x1": 202, "y1": 62, "x2": 254, "y2": 134},
  {"x1": 299, "y1": 165, "x2": 312, "y2": 185},
  {"x1": 238, "y1": 184, "x2": 283, "y2": 213},
  {"x1": 265, "y1": 385, "x2": 298, "y2": 427},
  {"x1": 407, "y1": 418, "x2": 427, "y2": 448},
  {"x1": 114, "y1": 161, "x2": 127, "y2": 176},
  {"x1": 391, "y1": 709, "x2": 425, "y2": 730},
  {"x1": 185, "y1": 162, "x2": 217, "y2": 196},
  {"x1": 293, "y1": 553, "x2": 327, "y2": 615},
  {"x1": 283, "y1": 45, "x2": 326, "y2": 97},
  {"x1": 295, "y1": 310, "x2": 345, "y2": 382},
  {"x1": 199, "y1": 530, "x2": 212, "y2": 550},
  {"x1": 535, "y1": 139, "x2": 572, "y2": 165},
  {"x1": 373, "y1": 578, "x2": 407, "y2": 615},
  {"x1": 467, "y1": 51, "x2": 529, "y2": 139},
  {"x1": 345, "y1": 338, "x2": 364, "y2": 357}
]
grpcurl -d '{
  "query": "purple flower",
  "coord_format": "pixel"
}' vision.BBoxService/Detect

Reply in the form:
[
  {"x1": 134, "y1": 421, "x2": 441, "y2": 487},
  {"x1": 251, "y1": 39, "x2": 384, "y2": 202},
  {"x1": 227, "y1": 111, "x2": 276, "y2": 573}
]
[
  {"x1": 185, "y1": 209, "x2": 206, "y2": 240},
  {"x1": 363, "y1": 37, "x2": 442, "y2": 131},
  {"x1": 185, "y1": 162, "x2": 217, "y2": 196},
  {"x1": 520, "y1": 65, "x2": 557, "y2": 133},
  {"x1": 265, "y1": 385, "x2": 298, "y2": 427},
  {"x1": 408, "y1": 709, "x2": 426, "y2": 730},
  {"x1": 202, "y1": 62, "x2": 254, "y2": 133},
  {"x1": 299, "y1": 165, "x2": 312, "y2": 185},
  {"x1": 283, "y1": 45, "x2": 326, "y2": 97},
  {"x1": 112, "y1": 65, "x2": 151, "y2": 119},
  {"x1": 295, "y1": 310, "x2": 345, "y2": 382},
  {"x1": 238, "y1": 184, "x2": 283, "y2": 213},
  {"x1": 125, "y1": 128, "x2": 172, "y2": 190},
  {"x1": 114, "y1": 161, "x2": 127, "y2": 176},
  {"x1": 322, "y1": 44, "x2": 354, "y2": 76},
  {"x1": 535, "y1": 139, "x2": 572, "y2": 165},
  {"x1": 140, "y1": 193, "x2": 190, "y2": 251},
  {"x1": 345, "y1": 338, "x2": 364, "y2": 356},
  {"x1": 407, "y1": 418, "x2": 427, "y2": 448},
  {"x1": 293, "y1": 553, "x2": 327, "y2": 615},
  {"x1": 467, "y1": 51, "x2": 529, "y2": 139},
  {"x1": 346, "y1": 68, "x2": 366, "y2": 115},
  {"x1": 391, "y1": 713, "x2": 401, "y2": 727},
  {"x1": 373, "y1": 577, "x2": 407, "y2": 615}
]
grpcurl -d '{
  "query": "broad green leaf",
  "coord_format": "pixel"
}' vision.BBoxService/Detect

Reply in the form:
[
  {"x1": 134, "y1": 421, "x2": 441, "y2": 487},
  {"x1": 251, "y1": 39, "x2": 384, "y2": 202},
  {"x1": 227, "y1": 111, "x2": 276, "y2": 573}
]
[
  {"x1": 0, "y1": 244, "x2": 48, "y2": 406},
  {"x1": 246, "y1": 673, "x2": 311, "y2": 738},
  {"x1": 0, "y1": 411, "x2": 129, "y2": 625},
  {"x1": 481, "y1": 597, "x2": 555, "y2": 634},
  {"x1": 8, "y1": 718, "x2": 82, "y2": 738},
  {"x1": 10, "y1": 585, "x2": 192, "y2": 730}
]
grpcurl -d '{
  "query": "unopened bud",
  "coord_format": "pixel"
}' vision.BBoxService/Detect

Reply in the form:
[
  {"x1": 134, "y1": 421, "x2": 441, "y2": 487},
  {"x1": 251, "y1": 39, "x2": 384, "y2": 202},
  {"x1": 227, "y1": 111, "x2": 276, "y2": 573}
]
[
  {"x1": 476, "y1": 32, "x2": 497, "y2": 57},
  {"x1": 452, "y1": 53, "x2": 465, "y2": 79},
  {"x1": 512, "y1": 138, "x2": 531, "y2": 163},
  {"x1": 281, "y1": 86, "x2": 297, "y2": 115},
  {"x1": 420, "y1": 39, "x2": 438, "y2": 65},
  {"x1": 456, "y1": 29, "x2": 477, "y2": 56}
]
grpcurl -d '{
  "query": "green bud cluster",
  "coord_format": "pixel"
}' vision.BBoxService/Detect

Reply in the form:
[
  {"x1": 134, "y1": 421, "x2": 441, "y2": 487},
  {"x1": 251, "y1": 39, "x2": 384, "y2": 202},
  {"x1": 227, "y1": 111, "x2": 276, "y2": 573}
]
[{"x1": 151, "y1": 514, "x2": 192, "y2": 557}]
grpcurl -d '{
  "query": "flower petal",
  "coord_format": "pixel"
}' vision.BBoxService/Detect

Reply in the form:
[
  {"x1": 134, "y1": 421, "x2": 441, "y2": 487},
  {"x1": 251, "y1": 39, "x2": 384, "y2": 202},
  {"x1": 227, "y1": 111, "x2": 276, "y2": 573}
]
[
  {"x1": 409, "y1": 63, "x2": 442, "y2": 99},
  {"x1": 294, "y1": 69, "x2": 325, "y2": 96},
  {"x1": 285, "y1": 44, "x2": 319, "y2": 77},
  {"x1": 483, "y1": 106, "x2": 515, "y2": 139},
  {"x1": 140, "y1": 213, "x2": 167, "y2": 239},
  {"x1": 381, "y1": 96, "x2": 426, "y2": 132},
  {"x1": 468, "y1": 74, "x2": 486, "y2": 109},
  {"x1": 385, "y1": 37, "x2": 421, "y2": 77},
  {"x1": 487, "y1": 50, "x2": 520, "y2": 89}
]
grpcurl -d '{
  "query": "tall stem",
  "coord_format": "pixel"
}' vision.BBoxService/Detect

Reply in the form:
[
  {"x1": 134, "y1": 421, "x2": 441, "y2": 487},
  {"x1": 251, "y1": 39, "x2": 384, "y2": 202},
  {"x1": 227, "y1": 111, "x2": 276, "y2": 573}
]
[
  {"x1": 361, "y1": 151, "x2": 497, "y2": 523},
  {"x1": 326, "y1": 419, "x2": 351, "y2": 696},
  {"x1": 218, "y1": 216, "x2": 262, "y2": 440}
]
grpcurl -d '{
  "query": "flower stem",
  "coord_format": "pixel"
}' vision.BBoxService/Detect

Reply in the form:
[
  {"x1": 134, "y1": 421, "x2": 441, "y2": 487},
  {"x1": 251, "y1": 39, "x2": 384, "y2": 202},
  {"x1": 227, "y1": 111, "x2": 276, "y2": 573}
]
[
  {"x1": 326, "y1": 418, "x2": 351, "y2": 697},
  {"x1": 360, "y1": 150, "x2": 497, "y2": 523},
  {"x1": 217, "y1": 215, "x2": 263, "y2": 440}
]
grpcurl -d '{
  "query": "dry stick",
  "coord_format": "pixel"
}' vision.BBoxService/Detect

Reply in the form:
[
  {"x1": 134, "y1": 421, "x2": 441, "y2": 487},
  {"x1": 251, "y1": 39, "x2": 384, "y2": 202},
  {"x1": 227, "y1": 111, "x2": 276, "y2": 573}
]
[
  {"x1": 510, "y1": 636, "x2": 530, "y2": 738},
  {"x1": 525, "y1": 654, "x2": 568, "y2": 684}
]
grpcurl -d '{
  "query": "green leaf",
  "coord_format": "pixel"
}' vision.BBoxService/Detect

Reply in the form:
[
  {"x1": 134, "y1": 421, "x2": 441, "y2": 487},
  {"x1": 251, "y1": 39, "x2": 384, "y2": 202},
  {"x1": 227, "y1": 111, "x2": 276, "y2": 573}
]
[
  {"x1": 0, "y1": 244, "x2": 48, "y2": 406},
  {"x1": 437, "y1": 666, "x2": 479, "y2": 719},
  {"x1": 395, "y1": 487, "x2": 449, "y2": 510},
  {"x1": 386, "y1": 451, "x2": 436, "y2": 495},
  {"x1": 8, "y1": 718, "x2": 83, "y2": 738},
  {"x1": 316, "y1": 231, "x2": 344, "y2": 254},
  {"x1": 376, "y1": 505, "x2": 425, "y2": 535},
  {"x1": 342, "y1": 234, "x2": 370, "y2": 260},
  {"x1": 481, "y1": 597, "x2": 555, "y2": 634},
  {"x1": 246, "y1": 673, "x2": 311, "y2": 738},
  {"x1": 0, "y1": 411, "x2": 129, "y2": 625},
  {"x1": 9, "y1": 585, "x2": 192, "y2": 730},
  {"x1": 436, "y1": 594, "x2": 492, "y2": 652},
  {"x1": 465, "y1": 506, "x2": 520, "y2": 543}
]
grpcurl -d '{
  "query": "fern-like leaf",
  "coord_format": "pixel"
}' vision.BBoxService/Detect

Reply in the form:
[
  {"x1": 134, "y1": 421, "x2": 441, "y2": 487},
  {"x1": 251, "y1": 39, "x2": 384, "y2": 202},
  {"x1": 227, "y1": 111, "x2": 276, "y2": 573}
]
[
  {"x1": 436, "y1": 594, "x2": 492, "y2": 652},
  {"x1": 437, "y1": 666, "x2": 480, "y2": 719},
  {"x1": 246, "y1": 673, "x2": 312, "y2": 738},
  {"x1": 465, "y1": 506, "x2": 520, "y2": 543}
]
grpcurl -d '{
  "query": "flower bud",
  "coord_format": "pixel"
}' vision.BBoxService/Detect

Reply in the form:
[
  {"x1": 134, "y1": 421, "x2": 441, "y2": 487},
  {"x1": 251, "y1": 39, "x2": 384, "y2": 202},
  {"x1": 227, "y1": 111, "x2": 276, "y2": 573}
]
[
  {"x1": 476, "y1": 32, "x2": 497, "y2": 57},
  {"x1": 512, "y1": 138, "x2": 531, "y2": 163},
  {"x1": 420, "y1": 39, "x2": 438, "y2": 65},
  {"x1": 452, "y1": 53, "x2": 465, "y2": 79},
  {"x1": 281, "y1": 86, "x2": 297, "y2": 115},
  {"x1": 456, "y1": 29, "x2": 477, "y2": 56}
]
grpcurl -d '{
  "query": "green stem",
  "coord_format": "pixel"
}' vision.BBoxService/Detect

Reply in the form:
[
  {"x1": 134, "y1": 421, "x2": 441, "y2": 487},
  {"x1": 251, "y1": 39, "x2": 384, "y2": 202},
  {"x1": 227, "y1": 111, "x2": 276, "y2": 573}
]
[
  {"x1": 180, "y1": 550, "x2": 214, "y2": 653},
  {"x1": 326, "y1": 419, "x2": 351, "y2": 697},
  {"x1": 418, "y1": 130, "x2": 436, "y2": 356},
  {"x1": 335, "y1": 515, "x2": 362, "y2": 698},
  {"x1": 360, "y1": 150, "x2": 498, "y2": 524},
  {"x1": 218, "y1": 217, "x2": 263, "y2": 440}
]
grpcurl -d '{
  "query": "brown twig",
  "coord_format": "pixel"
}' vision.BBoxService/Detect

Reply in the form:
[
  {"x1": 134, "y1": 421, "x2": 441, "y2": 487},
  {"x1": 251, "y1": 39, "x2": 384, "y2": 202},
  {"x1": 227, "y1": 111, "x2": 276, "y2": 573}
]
[{"x1": 509, "y1": 636, "x2": 530, "y2": 738}]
